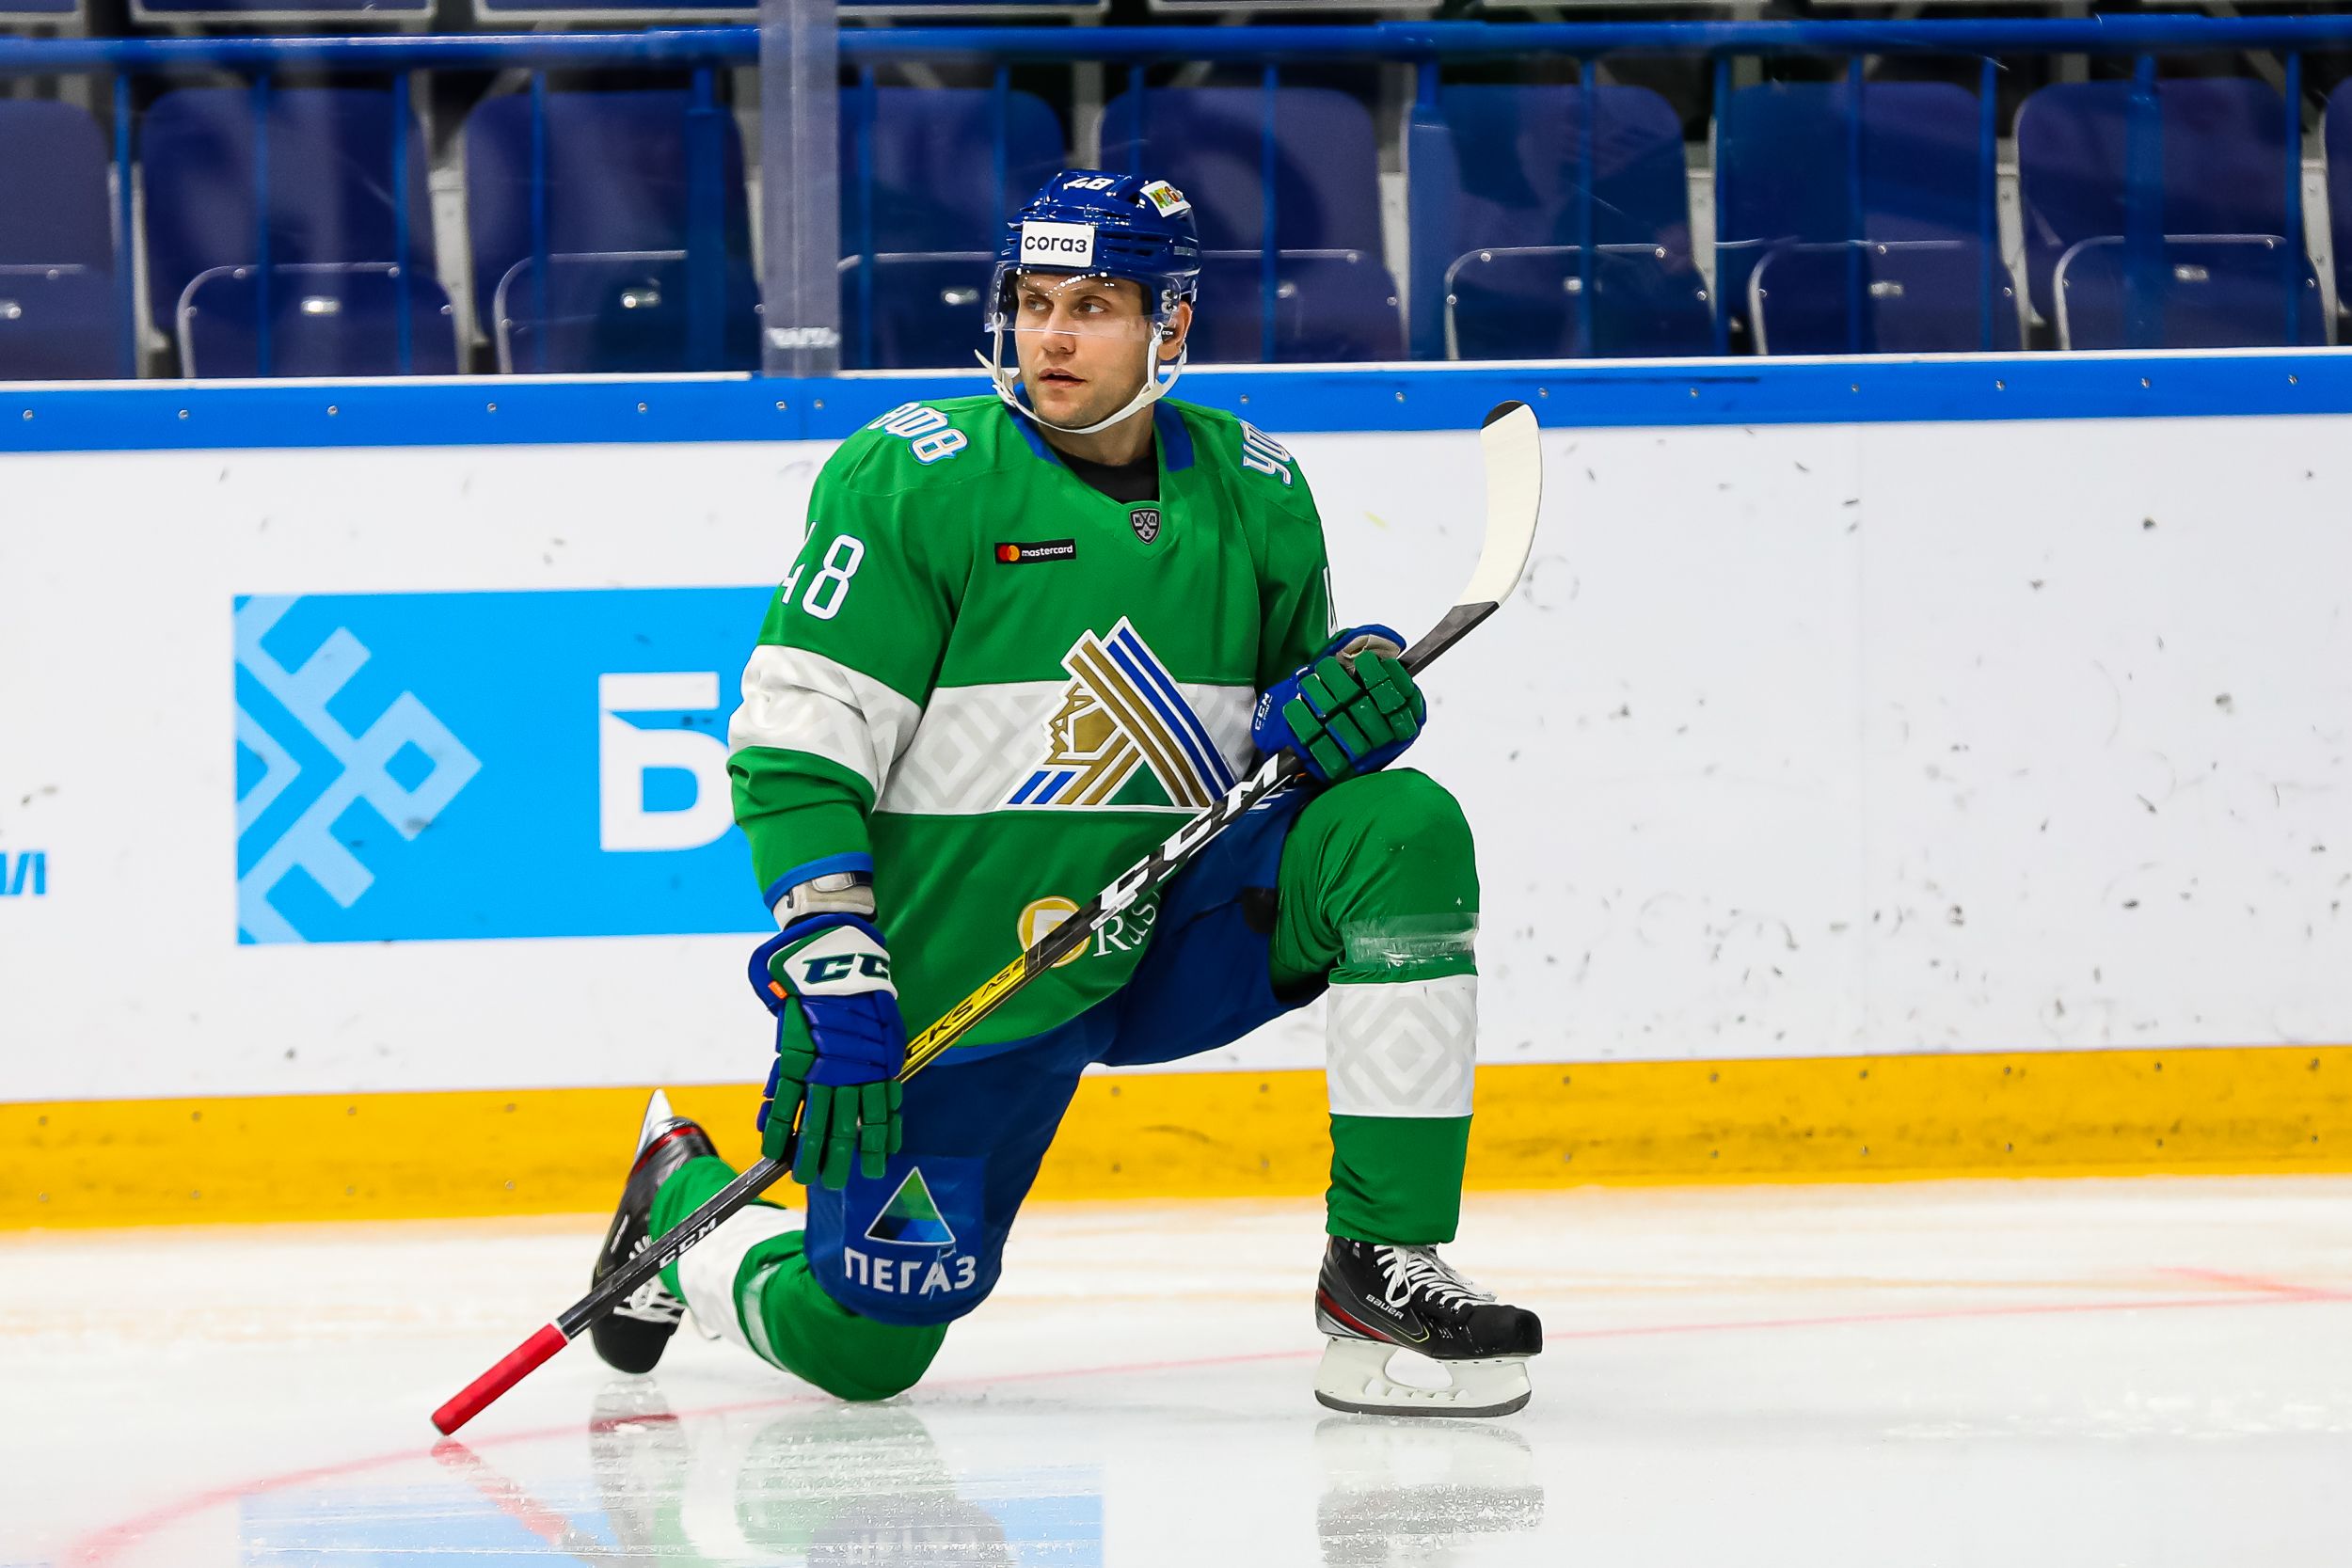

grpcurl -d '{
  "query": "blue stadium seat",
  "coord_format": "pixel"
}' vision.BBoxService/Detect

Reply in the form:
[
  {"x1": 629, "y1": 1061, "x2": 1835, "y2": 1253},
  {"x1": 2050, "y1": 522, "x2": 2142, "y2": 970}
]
[
  {"x1": 1745, "y1": 244, "x2": 2014, "y2": 356},
  {"x1": 838, "y1": 85, "x2": 1066, "y2": 370},
  {"x1": 2047, "y1": 236, "x2": 2319, "y2": 352},
  {"x1": 464, "y1": 89, "x2": 758, "y2": 374},
  {"x1": 2319, "y1": 81, "x2": 2352, "y2": 334},
  {"x1": 132, "y1": 0, "x2": 426, "y2": 21},
  {"x1": 1720, "y1": 80, "x2": 2017, "y2": 356},
  {"x1": 472, "y1": 0, "x2": 1104, "y2": 23},
  {"x1": 142, "y1": 87, "x2": 451, "y2": 377},
  {"x1": 1402, "y1": 84, "x2": 1722, "y2": 359},
  {"x1": 1186, "y1": 250, "x2": 1400, "y2": 363},
  {"x1": 0, "y1": 102, "x2": 123, "y2": 380},
  {"x1": 178, "y1": 265, "x2": 457, "y2": 378},
  {"x1": 1407, "y1": 83, "x2": 1711, "y2": 360},
  {"x1": 2018, "y1": 79, "x2": 2323, "y2": 350},
  {"x1": 1099, "y1": 84, "x2": 1403, "y2": 362}
]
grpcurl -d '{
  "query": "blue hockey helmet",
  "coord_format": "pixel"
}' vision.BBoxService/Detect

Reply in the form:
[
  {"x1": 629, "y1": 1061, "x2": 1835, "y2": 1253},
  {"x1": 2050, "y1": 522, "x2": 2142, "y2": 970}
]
[
  {"x1": 981, "y1": 168, "x2": 1202, "y2": 434},
  {"x1": 987, "y1": 168, "x2": 1202, "y2": 327}
]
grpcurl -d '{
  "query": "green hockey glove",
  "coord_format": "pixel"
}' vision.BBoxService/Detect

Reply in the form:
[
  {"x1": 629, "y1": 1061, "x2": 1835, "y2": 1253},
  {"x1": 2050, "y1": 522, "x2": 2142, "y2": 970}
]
[
  {"x1": 752, "y1": 911, "x2": 906, "y2": 1189},
  {"x1": 1251, "y1": 625, "x2": 1426, "y2": 782}
]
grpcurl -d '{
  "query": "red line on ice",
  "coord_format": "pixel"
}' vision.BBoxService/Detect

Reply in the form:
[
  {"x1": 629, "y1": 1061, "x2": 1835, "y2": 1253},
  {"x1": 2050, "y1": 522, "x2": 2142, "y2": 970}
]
[
  {"x1": 2154, "y1": 1265, "x2": 2344, "y2": 1300},
  {"x1": 59, "y1": 1281, "x2": 2345, "y2": 1564}
]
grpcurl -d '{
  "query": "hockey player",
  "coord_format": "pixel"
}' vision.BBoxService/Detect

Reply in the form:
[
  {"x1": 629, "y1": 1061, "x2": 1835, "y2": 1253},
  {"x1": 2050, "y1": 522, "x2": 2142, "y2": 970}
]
[{"x1": 589, "y1": 170, "x2": 1542, "y2": 1417}]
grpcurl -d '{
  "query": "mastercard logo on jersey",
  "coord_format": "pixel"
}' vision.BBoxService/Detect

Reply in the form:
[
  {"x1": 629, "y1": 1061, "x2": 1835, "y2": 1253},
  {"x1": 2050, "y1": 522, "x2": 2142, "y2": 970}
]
[{"x1": 996, "y1": 539, "x2": 1077, "y2": 564}]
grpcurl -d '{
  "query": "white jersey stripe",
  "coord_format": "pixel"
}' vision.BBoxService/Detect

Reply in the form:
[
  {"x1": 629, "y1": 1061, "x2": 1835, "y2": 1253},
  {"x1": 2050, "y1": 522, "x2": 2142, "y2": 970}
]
[{"x1": 728, "y1": 645, "x2": 925, "y2": 802}]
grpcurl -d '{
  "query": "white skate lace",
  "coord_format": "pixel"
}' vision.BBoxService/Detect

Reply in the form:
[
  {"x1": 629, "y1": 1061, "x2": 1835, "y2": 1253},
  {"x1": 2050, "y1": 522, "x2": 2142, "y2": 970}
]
[
  {"x1": 611, "y1": 1234, "x2": 685, "y2": 1325},
  {"x1": 1374, "y1": 1245, "x2": 1494, "y2": 1312}
]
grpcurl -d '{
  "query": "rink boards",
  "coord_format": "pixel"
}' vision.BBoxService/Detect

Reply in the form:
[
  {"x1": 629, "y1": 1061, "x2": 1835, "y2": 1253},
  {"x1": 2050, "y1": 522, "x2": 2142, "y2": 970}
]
[{"x1": 4, "y1": 355, "x2": 2350, "y2": 1224}]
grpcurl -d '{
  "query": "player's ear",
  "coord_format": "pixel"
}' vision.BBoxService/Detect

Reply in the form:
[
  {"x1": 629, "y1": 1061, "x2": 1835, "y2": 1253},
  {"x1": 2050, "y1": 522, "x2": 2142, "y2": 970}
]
[{"x1": 1159, "y1": 300, "x2": 1192, "y2": 362}]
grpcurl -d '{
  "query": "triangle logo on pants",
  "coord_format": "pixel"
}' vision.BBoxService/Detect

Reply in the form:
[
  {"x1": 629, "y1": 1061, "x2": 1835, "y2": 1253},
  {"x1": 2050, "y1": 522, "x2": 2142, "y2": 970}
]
[{"x1": 865, "y1": 1165, "x2": 958, "y2": 1248}]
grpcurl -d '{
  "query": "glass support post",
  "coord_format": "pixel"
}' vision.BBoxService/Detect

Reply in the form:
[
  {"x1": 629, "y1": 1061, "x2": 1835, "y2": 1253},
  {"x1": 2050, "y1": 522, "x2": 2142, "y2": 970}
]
[{"x1": 759, "y1": 0, "x2": 841, "y2": 376}]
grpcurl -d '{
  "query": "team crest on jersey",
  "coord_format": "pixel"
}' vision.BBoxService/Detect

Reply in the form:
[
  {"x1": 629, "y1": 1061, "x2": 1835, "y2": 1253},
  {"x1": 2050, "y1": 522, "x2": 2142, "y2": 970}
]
[{"x1": 1007, "y1": 618, "x2": 1237, "y2": 812}]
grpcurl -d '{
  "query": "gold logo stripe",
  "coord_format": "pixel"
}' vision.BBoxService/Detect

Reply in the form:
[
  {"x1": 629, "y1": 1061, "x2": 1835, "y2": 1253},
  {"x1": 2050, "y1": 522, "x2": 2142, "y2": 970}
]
[
  {"x1": 1073, "y1": 741, "x2": 1142, "y2": 806},
  {"x1": 1067, "y1": 640, "x2": 1217, "y2": 810}
]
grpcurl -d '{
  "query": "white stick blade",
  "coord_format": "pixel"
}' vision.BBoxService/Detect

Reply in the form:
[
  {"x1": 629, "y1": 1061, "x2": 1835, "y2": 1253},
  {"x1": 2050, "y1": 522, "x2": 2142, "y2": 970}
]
[{"x1": 1460, "y1": 401, "x2": 1544, "y2": 611}]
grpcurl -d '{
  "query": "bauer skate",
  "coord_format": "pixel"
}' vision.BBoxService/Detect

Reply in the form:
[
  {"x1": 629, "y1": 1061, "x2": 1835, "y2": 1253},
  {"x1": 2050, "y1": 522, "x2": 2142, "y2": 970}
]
[
  {"x1": 1312, "y1": 1239, "x2": 1542, "y2": 1418},
  {"x1": 588, "y1": 1090, "x2": 719, "y2": 1375}
]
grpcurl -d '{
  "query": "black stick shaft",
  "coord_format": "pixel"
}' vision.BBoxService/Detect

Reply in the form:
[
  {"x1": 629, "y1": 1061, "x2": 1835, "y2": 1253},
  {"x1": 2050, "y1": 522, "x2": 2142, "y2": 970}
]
[{"x1": 552, "y1": 1156, "x2": 785, "y2": 1337}]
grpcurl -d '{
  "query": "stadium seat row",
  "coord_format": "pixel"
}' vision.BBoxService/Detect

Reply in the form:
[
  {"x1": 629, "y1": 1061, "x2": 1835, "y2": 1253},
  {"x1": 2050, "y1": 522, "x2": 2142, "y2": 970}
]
[{"x1": 0, "y1": 74, "x2": 2334, "y2": 379}]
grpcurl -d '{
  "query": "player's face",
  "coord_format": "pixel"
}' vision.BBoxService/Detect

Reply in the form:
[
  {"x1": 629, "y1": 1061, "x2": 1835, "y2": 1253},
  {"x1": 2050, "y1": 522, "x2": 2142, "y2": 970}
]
[{"x1": 1010, "y1": 272, "x2": 1191, "y2": 429}]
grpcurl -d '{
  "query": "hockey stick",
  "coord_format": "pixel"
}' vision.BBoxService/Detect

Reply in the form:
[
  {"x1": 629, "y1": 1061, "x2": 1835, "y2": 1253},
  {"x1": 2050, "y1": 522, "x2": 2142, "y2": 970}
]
[{"x1": 430, "y1": 401, "x2": 1544, "y2": 1436}]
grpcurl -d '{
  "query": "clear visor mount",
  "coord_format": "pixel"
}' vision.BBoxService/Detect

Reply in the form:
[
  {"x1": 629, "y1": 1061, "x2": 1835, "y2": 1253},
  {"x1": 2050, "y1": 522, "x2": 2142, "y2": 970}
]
[{"x1": 977, "y1": 266, "x2": 1188, "y2": 437}]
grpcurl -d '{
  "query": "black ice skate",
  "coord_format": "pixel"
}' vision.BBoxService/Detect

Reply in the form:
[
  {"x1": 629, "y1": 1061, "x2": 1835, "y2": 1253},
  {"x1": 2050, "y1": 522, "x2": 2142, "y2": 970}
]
[
  {"x1": 1313, "y1": 1238, "x2": 1542, "y2": 1418},
  {"x1": 588, "y1": 1089, "x2": 719, "y2": 1375}
]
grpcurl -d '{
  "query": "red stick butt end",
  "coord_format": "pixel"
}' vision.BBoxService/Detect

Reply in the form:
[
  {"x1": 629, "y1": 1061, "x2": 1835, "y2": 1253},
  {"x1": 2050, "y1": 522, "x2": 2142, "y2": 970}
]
[{"x1": 432, "y1": 1323, "x2": 568, "y2": 1435}]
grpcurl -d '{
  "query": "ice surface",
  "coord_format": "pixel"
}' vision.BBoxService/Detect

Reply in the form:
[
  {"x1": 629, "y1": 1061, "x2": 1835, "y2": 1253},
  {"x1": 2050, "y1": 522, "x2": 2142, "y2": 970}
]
[{"x1": 4, "y1": 1179, "x2": 2348, "y2": 1566}]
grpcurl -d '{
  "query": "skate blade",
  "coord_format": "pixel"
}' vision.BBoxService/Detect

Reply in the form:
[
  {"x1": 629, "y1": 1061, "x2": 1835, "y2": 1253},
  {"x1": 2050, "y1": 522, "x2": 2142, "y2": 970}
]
[
  {"x1": 632, "y1": 1088, "x2": 677, "y2": 1157},
  {"x1": 1313, "y1": 1336, "x2": 1532, "y2": 1419}
]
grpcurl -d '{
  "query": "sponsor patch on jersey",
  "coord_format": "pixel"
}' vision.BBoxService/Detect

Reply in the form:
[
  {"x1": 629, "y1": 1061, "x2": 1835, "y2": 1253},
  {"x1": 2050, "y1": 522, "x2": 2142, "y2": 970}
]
[
  {"x1": 995, "y1": 539, "x2": 1077, "y2": 565},
  {"x1": 1128, "y1": 506, "x2": 1162, "y2": 544},
  {"x1": 1017, "y1": 895, "x2": 1087, "y2": 968},
  {"x1": 834, "y1": 1157, "x2": 987, "y2": 1307},
  {"x1": 1020, "y1": 219, "x2": 1096, "y2": 270},
  {"x1": 1007, "y1": 617, "x2": 1238, "y2": 813},
  {"x1": 864, "y1": 1165, "x2": 958, "y2": 1247}
]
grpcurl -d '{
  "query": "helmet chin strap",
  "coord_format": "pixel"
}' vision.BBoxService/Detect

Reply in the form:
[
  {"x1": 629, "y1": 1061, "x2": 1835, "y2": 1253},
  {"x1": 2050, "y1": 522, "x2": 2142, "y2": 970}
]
[{"x1": 977, "y1": 323, "x2": 1188, "y2": 438}]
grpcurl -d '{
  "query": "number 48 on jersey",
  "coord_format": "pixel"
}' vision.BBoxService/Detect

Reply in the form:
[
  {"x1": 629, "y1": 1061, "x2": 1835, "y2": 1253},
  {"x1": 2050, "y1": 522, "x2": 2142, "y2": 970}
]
[{"x1": 780, "y1": 535, "x2": 866, "y2": 622}]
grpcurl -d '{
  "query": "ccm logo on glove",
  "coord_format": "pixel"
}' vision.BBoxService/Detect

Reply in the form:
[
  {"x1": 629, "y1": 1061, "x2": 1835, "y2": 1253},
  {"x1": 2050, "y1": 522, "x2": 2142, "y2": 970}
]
[{"x1": 766, "y1": 921, "x2": 898, "y2": 999}]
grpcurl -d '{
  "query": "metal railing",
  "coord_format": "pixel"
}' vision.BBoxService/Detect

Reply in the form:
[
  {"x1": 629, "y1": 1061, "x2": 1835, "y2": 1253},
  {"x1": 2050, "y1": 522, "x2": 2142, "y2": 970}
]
[{"x1": 3, "y1": 16, "x2": 2350, "y2": 377}]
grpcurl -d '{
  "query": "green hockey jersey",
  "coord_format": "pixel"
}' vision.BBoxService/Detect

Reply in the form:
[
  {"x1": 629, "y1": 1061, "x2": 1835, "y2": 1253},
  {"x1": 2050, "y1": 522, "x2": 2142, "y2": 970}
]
[{"x1": 727, "y1": 394, "x2": 1335, "y2": 1050}]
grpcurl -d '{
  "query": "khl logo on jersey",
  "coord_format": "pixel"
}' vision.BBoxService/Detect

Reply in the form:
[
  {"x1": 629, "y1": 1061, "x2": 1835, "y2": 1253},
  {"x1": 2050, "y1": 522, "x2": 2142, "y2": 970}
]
[{"x1": 1007, "y1": 617, "x2": 1236, "y2": 812}]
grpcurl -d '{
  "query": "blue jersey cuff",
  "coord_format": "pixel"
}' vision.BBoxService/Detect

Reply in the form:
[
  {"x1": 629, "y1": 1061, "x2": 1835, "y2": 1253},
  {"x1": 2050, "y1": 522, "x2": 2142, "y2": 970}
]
[{"x1": 762, "y1": 851, "x2": 877, "y2": 911}]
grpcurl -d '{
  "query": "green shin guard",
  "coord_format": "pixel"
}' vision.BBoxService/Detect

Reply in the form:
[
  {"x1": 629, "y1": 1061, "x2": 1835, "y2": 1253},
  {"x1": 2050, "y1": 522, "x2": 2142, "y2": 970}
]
[
  {"x1": 1327, "y1": 1114, "x2": 1471, "y2": 1245},
  {"x1": 1271, "y1": 769, "x2": 1481, "y2": 1248},
  {"x1": 649, "y1": 1156, "x2": 947, "y2": 1402}
]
